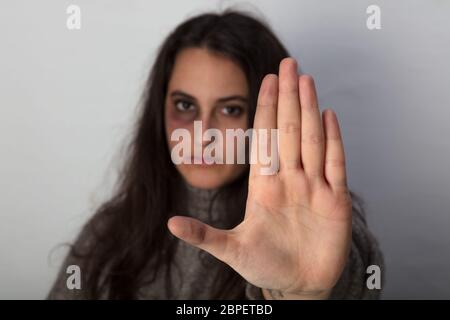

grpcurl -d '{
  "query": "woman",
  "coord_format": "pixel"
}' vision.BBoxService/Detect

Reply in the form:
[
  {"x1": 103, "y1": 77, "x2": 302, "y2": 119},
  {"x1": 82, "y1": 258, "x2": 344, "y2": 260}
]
[{"x1": 47, "y1": 9, "x2": 383, "y2": 300}]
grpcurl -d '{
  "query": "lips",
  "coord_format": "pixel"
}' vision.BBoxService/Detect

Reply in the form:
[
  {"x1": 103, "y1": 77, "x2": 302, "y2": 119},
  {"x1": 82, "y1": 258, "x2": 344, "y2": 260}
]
[{"x1": 183, "y1": 156, "x2": 220, "y2": 165}]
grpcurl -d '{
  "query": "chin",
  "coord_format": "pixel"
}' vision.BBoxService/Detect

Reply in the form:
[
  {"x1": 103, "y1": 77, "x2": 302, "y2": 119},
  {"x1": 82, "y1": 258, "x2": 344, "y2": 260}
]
[
  {"x1": 178, "y1": 165, "x2": 239, "y2": 190},
  {"x1": 186, "y1": 179, "x2": 223, "y2": 190},
  {"x1": 185, "y1": 170, "x2": 227, "y2": 189}
]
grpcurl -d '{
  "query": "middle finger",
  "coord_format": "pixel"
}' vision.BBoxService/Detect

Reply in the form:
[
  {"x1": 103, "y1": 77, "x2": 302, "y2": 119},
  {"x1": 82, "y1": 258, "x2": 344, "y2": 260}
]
[{"x1": 277, "y1": 57, "x2": 302, "y2": 171}]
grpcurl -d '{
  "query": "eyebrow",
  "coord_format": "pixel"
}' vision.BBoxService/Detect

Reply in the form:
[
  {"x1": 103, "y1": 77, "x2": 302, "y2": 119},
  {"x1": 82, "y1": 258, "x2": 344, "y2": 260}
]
[{"x1": 170, "y1": 90, "x2": 248, "y2": 104}]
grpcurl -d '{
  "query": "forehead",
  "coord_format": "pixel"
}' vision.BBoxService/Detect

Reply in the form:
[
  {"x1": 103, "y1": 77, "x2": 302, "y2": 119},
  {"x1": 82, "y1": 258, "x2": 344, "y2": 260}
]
[{"x1": 168, "y1": 47, "x2": 248, "y2": 98}]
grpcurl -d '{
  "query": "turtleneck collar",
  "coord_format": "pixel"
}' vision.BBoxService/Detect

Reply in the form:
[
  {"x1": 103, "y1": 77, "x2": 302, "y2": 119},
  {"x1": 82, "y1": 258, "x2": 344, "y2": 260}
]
[
  {"x1": 172, "y1": 178, "x2": 224, "y2": 224},
  {"x1": 171, "y1": 175, "x2": 248, "y2": 230},
  {"x1": 183, "y1": 179, "x2": 221, "y2": 204}
]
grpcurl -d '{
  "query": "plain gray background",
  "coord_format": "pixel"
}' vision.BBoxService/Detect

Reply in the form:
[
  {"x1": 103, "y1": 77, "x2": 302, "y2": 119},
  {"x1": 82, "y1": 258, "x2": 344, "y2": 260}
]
[{"x1": 0, "y1": 0, "x2": 449, "y2": 299}]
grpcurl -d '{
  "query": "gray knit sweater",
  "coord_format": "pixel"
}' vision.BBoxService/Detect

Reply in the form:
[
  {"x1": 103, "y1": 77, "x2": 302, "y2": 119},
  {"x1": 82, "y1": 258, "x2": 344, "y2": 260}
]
[{"x1": 47, "y1": 181, "x2": 384, "y2": 300}]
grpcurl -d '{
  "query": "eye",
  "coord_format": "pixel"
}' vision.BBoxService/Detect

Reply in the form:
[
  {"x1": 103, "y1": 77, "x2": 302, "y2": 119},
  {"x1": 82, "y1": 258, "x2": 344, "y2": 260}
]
[
  {"x1": 174, "y1": 100, "x2": 195, "y2": 112},
  {"x1": 221, "y1": 106, "x2": 243, "y2": 117}
]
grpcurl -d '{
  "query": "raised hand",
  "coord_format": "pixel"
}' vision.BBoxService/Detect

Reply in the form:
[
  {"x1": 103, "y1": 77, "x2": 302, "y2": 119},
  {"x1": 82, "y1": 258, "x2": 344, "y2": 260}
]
[{"x1": 168, "y1": 57, "x2": 353, "y2": 300}]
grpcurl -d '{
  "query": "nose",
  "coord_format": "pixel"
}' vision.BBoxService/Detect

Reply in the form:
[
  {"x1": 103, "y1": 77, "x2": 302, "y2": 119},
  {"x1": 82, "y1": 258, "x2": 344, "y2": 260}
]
[{"x1": 194, "y1": 114, "x2": 215, "y2": 148}]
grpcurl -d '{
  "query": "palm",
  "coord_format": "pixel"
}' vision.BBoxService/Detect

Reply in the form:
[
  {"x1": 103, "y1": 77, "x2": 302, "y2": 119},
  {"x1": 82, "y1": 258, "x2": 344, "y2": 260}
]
[
  {"x1": 234, "y1": 173, "x2": 351, "y2": 294},
  {"x1": 168, "y1": 58, "x2": 352, "y2": 297}
]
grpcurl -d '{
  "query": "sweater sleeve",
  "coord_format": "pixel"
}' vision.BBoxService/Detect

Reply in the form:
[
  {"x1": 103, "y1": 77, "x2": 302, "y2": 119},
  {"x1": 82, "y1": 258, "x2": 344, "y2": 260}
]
[
  {"x1": 329, "y1": 205, "x2": 384, "y2": 299},
  {"x1": 245, "y1": 205, "x2": 384, "y2": 300}
]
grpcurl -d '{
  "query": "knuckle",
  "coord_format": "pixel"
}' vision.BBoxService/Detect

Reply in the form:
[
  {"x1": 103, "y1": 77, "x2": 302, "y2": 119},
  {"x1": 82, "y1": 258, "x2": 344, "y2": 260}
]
[
  {"x1": 279, "y1": 122, "x2": 301, "y2": 134},
  {"x1": 282, "y1": 159, "x2": 302, "y2": 170},
  {"x1": 306, "y1": 171, "x2": 323, "y2": 180},
  {"x1": 302, "y1": 132, "x2": 324, "y2": 144},
  {"x1": 325, "y1": 158, "x2": 346, "y2": 168},
  {"x1": 332, "y1": 179, "x2": 349, "y2": 191}
]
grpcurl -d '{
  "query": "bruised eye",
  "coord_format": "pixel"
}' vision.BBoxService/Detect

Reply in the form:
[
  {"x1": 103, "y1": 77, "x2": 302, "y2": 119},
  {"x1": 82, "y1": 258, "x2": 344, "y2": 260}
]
[
  {"x1": 221, "y1": 106, "x2": 243, "y2": 117},
  {"x1": 174, "y1": 100, "x2": 196, "y2": 112}
]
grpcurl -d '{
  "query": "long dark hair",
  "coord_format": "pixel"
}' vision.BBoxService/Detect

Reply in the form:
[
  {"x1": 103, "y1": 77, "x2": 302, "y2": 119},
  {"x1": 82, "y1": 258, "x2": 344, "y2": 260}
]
[{"x1": 69, "y1": 9, "x2": 365, "y2": 299}]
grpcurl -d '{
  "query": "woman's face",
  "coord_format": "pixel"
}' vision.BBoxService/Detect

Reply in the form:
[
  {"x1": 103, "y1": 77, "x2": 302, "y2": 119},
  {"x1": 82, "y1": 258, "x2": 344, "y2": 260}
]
[{"x1": 165, "y1": 48, "x2": 249, "y2": 189}]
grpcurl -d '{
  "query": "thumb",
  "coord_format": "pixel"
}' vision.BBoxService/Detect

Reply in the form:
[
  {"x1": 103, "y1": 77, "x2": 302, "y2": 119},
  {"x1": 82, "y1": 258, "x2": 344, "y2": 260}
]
[{"x1": 167, "y1": 216, "x2": 238, "y2": 265}]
